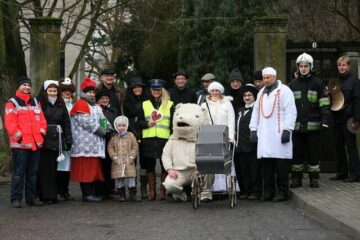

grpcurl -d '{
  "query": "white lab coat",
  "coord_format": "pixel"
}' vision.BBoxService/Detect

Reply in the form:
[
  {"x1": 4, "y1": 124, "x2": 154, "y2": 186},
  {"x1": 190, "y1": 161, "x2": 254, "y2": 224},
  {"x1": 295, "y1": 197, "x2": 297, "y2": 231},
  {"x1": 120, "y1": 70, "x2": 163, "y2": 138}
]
[{"x1": 249, "y1": 80, "x2": 297, "y2": 159}]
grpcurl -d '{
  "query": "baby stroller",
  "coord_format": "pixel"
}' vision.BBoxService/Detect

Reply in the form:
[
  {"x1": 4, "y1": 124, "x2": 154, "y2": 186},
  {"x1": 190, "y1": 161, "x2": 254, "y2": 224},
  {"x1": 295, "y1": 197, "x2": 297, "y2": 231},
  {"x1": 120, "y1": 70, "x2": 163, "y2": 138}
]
[{"x1": 191, "y1": 125, "x2": 237, "y2": 209}]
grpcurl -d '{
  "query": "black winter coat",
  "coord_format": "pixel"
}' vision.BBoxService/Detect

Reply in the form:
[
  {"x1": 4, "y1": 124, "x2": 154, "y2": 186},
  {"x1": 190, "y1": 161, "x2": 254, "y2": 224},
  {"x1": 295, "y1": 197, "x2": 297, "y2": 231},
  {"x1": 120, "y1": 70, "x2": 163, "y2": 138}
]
[
  {"x1": 235, "y1": 107, "x2": 256, "y2": 153},
  {"x1": 288, "y1": 74, "x2": 330, "y2": 132},
  {"x1": 138, "y1": 96, "x2": 175, "y2": 159},
  {"x1": 225, "y1": 87, "x2": 245, "y2": 111},
  {"x1": 168, "y1": 86, "x2": 197, "y2": 106},
  {"x1": 41, "y1": 100, "x2": 72, "y2": 151},
  {"x1": 123, "y1": 90, "x2": 147, "y2": 140},
  {"x1": 331, "y1": 72, "x2": 360, "y2": 123}
]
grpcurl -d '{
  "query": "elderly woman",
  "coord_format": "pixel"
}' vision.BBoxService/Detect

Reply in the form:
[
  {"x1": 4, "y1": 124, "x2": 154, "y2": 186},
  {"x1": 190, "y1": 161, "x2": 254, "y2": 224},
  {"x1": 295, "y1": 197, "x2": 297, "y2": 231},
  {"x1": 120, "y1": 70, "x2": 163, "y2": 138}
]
[
  {"x1": 37, "y1": 80, "x2": 72, "y2": 204},
  {"x1": 138, "y1": 79, "x2": 174, "y2": 201},
  {"x1": 201, "y1": 81, "x2": 235, "y2": 202},
  {"x1": 70, "y1": 78, "x2": 107, "y2": 202}
]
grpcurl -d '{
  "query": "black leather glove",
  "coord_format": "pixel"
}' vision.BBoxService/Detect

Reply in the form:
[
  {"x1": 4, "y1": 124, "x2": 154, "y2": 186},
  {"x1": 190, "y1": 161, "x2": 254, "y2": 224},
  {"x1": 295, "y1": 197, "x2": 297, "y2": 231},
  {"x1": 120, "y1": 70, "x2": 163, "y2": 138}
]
[
  {"x1": 281, "y1": 130, "x2": 291, "y2": 144},
  {"x1": 94, "y1": 127, "x2": 106, "y2": 137},
  {"x1": 63, "y1": 143, "x2": 72, "y2": 151},
  {"x1": 249, "y1": 131, "x2": 258, "y2": 143}
]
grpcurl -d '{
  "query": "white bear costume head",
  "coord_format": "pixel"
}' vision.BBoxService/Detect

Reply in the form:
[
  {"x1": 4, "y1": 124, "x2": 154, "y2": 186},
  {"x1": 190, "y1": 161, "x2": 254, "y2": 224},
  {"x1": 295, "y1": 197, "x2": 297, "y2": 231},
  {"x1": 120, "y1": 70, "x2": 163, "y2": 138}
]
[{"x1": 172, "y1": 103, "x2": 209, "y2": 141}]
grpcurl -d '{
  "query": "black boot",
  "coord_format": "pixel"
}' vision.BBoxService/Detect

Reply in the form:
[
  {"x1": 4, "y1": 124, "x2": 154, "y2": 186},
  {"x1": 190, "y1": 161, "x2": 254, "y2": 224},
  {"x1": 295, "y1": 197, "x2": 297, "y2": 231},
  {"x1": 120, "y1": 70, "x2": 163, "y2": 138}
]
[
  {"x1": 289, "y1": 178, "x2": 302, "y2": 188},
  {"x1": 118, "y1": 187, "x2": 126, "y2": 202},
  {"x1": 129, "y1": 187, "x2": 141, "y2": 202},
  {"x1": 310, "y1": 178, "x2": 319, "y2": 188},
  {"x1": 140, "y1": 175, "x2": 148, "y2": 199}
]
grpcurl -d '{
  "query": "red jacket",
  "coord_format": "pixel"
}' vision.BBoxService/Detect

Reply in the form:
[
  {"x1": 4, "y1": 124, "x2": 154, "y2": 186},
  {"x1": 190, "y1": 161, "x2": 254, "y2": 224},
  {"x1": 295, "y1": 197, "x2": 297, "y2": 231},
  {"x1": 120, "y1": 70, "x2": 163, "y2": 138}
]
[{"x1": 4, "y1": 90, "x2": 47, "y2": 150}]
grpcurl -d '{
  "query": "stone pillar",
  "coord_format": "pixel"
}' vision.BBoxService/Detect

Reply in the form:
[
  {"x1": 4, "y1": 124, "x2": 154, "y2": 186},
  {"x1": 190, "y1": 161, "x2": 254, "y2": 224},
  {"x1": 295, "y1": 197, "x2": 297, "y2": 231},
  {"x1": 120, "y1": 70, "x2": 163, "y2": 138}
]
[
  {"x1": 29, "y1": 18, "x2": 62, "y2": 93},
  {"x1": 254, "y1": 16, "x2": 288, "y2": 83}
]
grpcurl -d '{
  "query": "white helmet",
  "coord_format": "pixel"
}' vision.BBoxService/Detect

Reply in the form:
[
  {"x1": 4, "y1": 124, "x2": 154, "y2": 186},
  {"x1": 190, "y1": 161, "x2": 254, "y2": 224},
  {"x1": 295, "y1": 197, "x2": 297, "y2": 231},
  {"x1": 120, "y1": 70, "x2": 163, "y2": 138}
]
[{"x1": 296, "y1": 53, "x2": 313, "y2": 70}]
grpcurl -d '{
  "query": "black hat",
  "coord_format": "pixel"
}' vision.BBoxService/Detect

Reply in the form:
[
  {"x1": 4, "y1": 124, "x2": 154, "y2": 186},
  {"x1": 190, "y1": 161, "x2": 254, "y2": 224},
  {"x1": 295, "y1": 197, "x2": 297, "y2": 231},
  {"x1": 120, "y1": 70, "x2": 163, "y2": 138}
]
[
  {"x1": 228, "y1": 68, "x2": 243, "y2": 82},
  {"x1": 59, "y1": 77, "x2": 75, "y2": 93},
  {"x1": 254, "y1": 70, "x2": 263, "y2": 80},
  {"x1": 243, "y1": 84, "x2": 259, "y2": 99},
  {"x1": 101, "y1": 68, "x2": 115, "y2": 75},
  {"x1": 17, "y1": 76, "x2": 31, "y2": 89},
  {"x1": 95, "y1": 89, "x2": 111, "y2": 102},
  {"x1": 173, "y1": 70, "x2": 189, "y2": 79},
  {"x1": 149, "y1": 79, "x2": 165, "y2": 89},
  {"x1": 129, "y1": 76, "x2": 145, "y2": 88}
]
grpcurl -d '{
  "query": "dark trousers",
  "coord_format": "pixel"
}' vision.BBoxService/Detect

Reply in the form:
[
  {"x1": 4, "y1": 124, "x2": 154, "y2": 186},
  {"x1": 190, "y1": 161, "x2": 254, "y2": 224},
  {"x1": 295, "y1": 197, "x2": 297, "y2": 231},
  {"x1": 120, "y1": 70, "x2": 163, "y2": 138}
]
[
  {"x1": 333, "y1": 122, "x2": 360, "y2": 179},
  {"x1": 38, "y1": 149, "x2": 58, "y2": 201},
  {"x1": 57, "y1": 171, "x2": 70, "y2": 195},
  {"x1": 80, "y1": 182, "x2": 96, "y2": 197},
  {"x1": 234, "y1": 151, "x2": 260, "y2": 195},
  {"x1": 96, "y1": 156, "x2": 113, "y2": 197},
  {"x1": 142, "y1": 157, "x2": 165, "y2": 173},
  {"x1": 11, "y1": 149, "x2": 40, "y2": 203},
  {"x1": 292, "y1": 132, "x2": 321, "y2": 179},
  {"x1": 261, "y1": 158, "x2": 289, "y2": 197}
]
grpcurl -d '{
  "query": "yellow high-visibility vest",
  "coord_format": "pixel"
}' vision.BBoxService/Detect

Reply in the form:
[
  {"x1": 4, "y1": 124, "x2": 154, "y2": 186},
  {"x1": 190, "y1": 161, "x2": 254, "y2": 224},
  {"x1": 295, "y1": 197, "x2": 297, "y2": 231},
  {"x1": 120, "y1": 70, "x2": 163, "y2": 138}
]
[{"x1": 142, "y1": 100, "x2": 173, "y2": 139}]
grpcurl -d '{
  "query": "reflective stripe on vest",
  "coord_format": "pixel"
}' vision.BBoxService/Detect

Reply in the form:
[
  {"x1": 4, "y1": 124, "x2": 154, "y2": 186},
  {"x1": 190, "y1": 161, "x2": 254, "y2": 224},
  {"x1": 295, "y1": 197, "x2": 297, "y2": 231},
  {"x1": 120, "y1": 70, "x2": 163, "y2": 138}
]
[{"x1": 142, "y1": 100, "x2": 173, "y2": 139}]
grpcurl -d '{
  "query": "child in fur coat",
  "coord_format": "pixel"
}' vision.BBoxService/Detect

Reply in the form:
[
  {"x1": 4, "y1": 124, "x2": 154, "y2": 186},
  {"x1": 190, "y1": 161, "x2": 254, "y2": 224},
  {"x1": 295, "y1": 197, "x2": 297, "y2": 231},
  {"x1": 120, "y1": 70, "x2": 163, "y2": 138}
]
[{"x1": 107, "y1": 116, "x2": 140, "y2": 202}]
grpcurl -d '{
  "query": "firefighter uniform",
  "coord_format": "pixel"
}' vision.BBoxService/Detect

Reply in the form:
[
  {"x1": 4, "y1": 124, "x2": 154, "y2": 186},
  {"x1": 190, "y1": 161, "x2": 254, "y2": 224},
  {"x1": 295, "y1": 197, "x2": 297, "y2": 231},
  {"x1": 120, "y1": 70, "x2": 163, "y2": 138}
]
[{"x1": 288, "y1": 73, "x2": 330, "y2": 187}]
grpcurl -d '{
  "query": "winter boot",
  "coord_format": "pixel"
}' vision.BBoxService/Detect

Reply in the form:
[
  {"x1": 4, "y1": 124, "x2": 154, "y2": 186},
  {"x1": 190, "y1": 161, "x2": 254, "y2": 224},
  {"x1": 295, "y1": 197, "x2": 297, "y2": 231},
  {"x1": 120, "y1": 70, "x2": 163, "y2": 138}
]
[
  {"x1": 158, "y1": 171, "x2": 168, "y2": 201},
  {"x1": 289, "y1": 178, "x2": 302, "y2": 188},
  {"x1": 118, "y1": 187, "x2": 126, "y2": 202},
  {"x1": 147, "y1": 172, "x2": 157, "y2": 201},
  {"x1": 140, "y1": 175, "x2": 148, "y2": 199},
  {"x1": 129, "y1": 187, "x2": 141, "y2": 202},
  {"x1": 310, "y1": 178, "x2": 319, "y2": 188}
]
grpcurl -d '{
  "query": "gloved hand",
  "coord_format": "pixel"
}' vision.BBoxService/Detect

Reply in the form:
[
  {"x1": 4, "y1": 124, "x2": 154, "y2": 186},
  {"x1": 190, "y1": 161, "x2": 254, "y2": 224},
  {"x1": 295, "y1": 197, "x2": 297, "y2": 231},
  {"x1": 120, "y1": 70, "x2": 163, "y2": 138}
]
[
  {"x1": 94, "y1": 127, "x2": 106, "y2": 137},
  {"x1": 281, "y1": 130, "x2": 291, "y2": 144},
  {"x1": 63, "y1": 143, "x2": 72, "y2": 151},
  {"x1": 249, "y1": 131, "x2": 257, "y2": 143}
]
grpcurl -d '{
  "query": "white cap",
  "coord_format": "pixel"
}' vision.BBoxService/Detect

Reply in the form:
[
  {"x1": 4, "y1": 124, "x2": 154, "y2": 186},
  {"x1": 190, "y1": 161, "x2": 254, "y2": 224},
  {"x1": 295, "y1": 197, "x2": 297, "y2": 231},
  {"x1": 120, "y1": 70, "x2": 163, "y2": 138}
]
[
  {"x1": 114, "y1": 115, "x2": 129, "y2": 132},
  {"x1": 207, "y1": 81, "x2": 224, "y2": 94},
  {"x1": 262, "y1": 67, "x2": 277, "y2": 76},
  {"x1": 44, "y1": 80, "x2": 59, "y2": 90}
]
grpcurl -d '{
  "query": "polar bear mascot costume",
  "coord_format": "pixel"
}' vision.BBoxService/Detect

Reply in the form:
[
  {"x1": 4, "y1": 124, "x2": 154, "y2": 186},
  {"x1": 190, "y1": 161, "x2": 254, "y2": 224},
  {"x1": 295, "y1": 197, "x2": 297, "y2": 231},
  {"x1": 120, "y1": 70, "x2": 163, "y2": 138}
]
[{"x1": 161, "y1": 103, "x2": 209, "y2": 201}]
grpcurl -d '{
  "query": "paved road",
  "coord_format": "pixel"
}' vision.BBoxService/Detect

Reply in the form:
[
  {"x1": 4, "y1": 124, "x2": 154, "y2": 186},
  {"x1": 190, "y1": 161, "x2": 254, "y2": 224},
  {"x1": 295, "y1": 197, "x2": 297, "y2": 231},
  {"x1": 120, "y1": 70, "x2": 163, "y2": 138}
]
[{"x1": 0, "y1": 183, "x2": 348, "y2": 240}]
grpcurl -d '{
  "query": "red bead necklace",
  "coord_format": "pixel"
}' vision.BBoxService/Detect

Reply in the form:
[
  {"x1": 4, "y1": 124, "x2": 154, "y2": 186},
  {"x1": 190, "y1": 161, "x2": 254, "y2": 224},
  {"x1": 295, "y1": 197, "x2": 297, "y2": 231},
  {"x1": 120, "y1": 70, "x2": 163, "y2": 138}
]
[{"x1": 258, "y1": 89, "x2": 281, "y2": 132}]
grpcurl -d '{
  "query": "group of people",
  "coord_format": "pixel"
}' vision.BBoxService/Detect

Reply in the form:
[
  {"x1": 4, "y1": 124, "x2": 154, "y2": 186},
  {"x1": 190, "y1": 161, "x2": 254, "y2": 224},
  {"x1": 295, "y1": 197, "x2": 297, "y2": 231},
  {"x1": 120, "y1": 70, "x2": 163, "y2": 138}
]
[{"x1": 4, "y1": 53, "x2": 360, "y2": 208}]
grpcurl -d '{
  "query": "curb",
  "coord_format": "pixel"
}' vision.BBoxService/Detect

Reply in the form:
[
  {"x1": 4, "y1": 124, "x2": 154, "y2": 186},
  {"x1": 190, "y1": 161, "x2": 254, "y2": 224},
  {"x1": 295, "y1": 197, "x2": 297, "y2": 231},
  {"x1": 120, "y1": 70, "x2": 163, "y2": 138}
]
[{"x1": 291, "y1": 191, "x2": 360, "y2": 240}]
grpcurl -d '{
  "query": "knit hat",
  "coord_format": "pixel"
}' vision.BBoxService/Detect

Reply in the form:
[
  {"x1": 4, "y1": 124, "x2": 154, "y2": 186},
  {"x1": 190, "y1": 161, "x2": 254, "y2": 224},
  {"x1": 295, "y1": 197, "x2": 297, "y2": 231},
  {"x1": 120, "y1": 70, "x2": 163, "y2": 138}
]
[
  {"x1": 262, "y1": 67, "x2": 277, "y2": 76},
  {"x1": 149, "y1": 79, "x2": 165, "y2": 89},
  {"x1": 201, "y1": 73, "x2": 215, "y2": 81},
  {"x1": 80, "y1": 77, "x2": 97, "y2": 93},
  {"x1": 129, "y1": 76, "x2": 145, "y2": 88},
  {"x1": 207, "y1": 81, "x2": 224, "y2": 94},
  {"x1": 243, "y1": 83, "x2": 259, "y2": 100},
  {"x1": 95, "y1": 89, "x2": 111, "y2": 102},
  {"x1": 254, "y1": 70, "x2": 263, "y2": 80},
  {"x1": 228, "y1": 68, "x2": 243, "y2": 82},
  {"x1": 17, "y1": 76, "x2": 31, "y2": 89},
  {"x1": 113, "y1": 115, "x2": 129, "y2": 133},
  {"x1": 59, "y1": 77, "x2": 75, "y2": 93},
  {"x1": 101, "y1": 68, "x2": 115, "y2": 75},
  {"x1": 44, "y1": 80, "x2": 59, "y2": 90},
  {"x1": 173, "y1": 70, "x2": 189, "y2": 79}
]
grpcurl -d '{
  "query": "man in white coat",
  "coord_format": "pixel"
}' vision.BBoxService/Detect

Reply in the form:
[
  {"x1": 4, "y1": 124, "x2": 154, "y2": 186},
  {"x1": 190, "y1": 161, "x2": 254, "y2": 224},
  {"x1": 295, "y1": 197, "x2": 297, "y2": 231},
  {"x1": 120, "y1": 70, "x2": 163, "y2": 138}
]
[{"x1": 249, "y1": 67, "x2": 297, "y2": 202}]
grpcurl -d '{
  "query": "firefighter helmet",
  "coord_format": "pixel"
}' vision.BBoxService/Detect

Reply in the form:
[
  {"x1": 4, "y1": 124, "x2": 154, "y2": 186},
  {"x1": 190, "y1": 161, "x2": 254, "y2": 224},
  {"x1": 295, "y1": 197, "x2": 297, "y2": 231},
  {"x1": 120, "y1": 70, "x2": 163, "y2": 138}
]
[{"x1": 296, "y1": 53, "x2": 314, "y2": 70}]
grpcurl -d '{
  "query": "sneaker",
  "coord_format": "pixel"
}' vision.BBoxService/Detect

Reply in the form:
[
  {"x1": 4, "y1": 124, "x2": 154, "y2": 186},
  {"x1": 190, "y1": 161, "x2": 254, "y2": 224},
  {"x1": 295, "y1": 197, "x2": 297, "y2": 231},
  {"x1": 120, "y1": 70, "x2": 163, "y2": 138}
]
[
  {"x1": 12, "y1": 200, "x2": 22, "y2": 208},
  {"x1": 82, "y1": 195, "x2": 102, "y2": 202}
]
